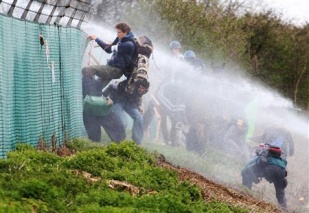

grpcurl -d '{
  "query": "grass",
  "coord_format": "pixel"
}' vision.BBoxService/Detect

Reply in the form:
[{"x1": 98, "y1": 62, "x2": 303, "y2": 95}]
[{"x1": 0, "y1": 139, "x2": 249, "y2": 213}]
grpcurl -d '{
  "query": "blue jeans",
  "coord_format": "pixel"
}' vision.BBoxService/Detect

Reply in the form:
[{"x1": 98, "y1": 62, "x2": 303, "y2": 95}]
[{"x1": 112, "y1": 102, "x2": 144, "y2": 144}]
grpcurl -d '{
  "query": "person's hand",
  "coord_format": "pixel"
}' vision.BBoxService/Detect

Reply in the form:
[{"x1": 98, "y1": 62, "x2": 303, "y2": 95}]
[
  {"x1": 139, "y1": 106, "x2": 144, "y2": 114},
  {"x1": 106, "y1": 97, "x2": 112, "y2": 105},
  {"x1": 88, "y1": 34, "x2": 98, "y2": 41}
]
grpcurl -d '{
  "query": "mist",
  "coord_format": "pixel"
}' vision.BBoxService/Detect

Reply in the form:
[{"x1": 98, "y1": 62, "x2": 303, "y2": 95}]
[{"x1": 80, "y1": 4, "x2": 309, "y2": 211}]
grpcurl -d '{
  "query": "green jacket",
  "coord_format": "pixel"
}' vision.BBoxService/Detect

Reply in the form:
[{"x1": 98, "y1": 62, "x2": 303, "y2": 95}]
[{"x1": 267, "y1": 157, "x2": 287, "y2": 169}]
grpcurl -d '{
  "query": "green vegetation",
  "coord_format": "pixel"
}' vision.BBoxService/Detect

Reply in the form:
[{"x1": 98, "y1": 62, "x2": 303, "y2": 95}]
[
  {"x1": 94, "y1": 0, "x2": 309, "y2": 109},
  {"x1": 0, "y1": 140, "x2": 248, "y2": 212}
]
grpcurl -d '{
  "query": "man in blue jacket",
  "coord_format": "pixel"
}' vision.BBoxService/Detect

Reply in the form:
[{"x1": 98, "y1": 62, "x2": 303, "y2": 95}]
[{"x1": 82, "y1": 22, "x2": 137, "y2": 88}]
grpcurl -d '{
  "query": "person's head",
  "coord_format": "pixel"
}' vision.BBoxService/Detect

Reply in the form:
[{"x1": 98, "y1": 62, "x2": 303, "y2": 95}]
[
  {"x1": 236, "y1": 119, "x2": 244, "y2": 128},
  {"x1": 135, "y1": 79, "x2": 149, "y2": 95},
  {"x1": 184, "y1": 50, "x2": 196, "y2": 60},
  {"x1": 115, "y1": 22, "x2": 131, "y2": 39},
  {"x1": 169, "y1": 40, "x2": 181, "y2": 56}
]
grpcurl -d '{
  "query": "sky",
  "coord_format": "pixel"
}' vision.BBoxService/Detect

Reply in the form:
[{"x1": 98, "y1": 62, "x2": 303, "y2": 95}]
[{"x1": 239, "y1": 0, "x2": 309, "y2": 26}]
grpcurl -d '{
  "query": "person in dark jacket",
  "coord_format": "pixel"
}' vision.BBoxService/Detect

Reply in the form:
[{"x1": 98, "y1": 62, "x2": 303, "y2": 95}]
[
  {"x1": 103, "y1": 78, "x2": 149, "y2": 144},
  {"x1": 82, "y1": 22, "x2": 137, "y2": 88},
  {"x1": 82, "y1": 70, "x2": 125, "y2": 143},
  {"x1": 241, "y1": 144, "x2": 288, "y2": 210}
]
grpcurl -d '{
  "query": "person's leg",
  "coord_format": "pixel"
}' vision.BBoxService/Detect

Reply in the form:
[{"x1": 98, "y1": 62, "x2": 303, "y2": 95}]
[
  {"x1": 83, "y1": 112, "x2": 101, "y2": 142},
  {"x1": 160, "y1": 109, "x2": 170, "y2": 144},
  {"x1": 143, "y1": 100, "x2": 155, "y2": 130},
  {"x1": 264, "y1": 166, "x2": 287, "y2": 210},
  {"x1": 170, "y1": 119, "x2": 181, "y2": 147},
  {"x1": 241, "y1": 162, "x2": 262, "y2": 189},
  {"x1": 169, "y1": 111, "x2": 186, "y2": 147},
  {"x1": 274, "y1": 180, "x2": 287, "y2": 210},
  {"x1": 101, "y1": 110, "x2": 126, "y2": 143},
  {"x1": 241, "y1": 166, "x2": 254, "y2": 189},
  {"x1": 82, "y1": 65, "x2": 123, "y2": 88},
  {"x1": 124, "y1": 105, "x2": 144, "y2": 145}
]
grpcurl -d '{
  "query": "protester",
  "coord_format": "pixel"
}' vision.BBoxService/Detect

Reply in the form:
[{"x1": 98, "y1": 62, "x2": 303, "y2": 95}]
[
  {"x1": 82, "y1": 22, "x2": 137, "y2": 88},
  {"x1": 184, "y1": 50, "x2": 206, "y2": 73},
  {"x1": 241, "y1": 144, "x2": 288, "y2": 210},
  {"x1": 169, "y1": 40, "x2": 184, "y2": 59},
  {"x1": 103, "y1": 78, "x2": 149, "y2": 144},
  {"x1": 156, "y1": 75, "x2": 189, "y2": 146},
  {"x1": 222, "y1": 118, "x2": 250, "y2": 161},
  {"x1": 143, "y1": 40, "x2": 184, "y2": 143}
]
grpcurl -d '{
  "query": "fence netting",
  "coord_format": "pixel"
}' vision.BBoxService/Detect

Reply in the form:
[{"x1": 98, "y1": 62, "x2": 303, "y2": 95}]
[{"x1": 0, "y1": 14, "x2": 87, "y2": 157}]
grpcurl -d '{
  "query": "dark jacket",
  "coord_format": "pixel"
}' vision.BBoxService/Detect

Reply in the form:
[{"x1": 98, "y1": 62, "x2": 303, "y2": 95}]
[
  {"x1": 95, "y1": 32, "x2": 136, "y2": 72},
  {"x1": 102, "y1": 79, "x2": 142, "y2": 108}
]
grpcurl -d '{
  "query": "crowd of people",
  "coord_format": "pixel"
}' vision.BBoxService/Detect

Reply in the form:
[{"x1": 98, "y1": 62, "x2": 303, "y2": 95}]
[{"x1": 81, "y1": 22, "x2": 294, "y2": 211}]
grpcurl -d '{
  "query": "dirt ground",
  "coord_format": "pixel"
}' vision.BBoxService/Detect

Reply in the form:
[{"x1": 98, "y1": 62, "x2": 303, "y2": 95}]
[{"x1": 159, "y1": 161, "x2": 282, "y2": 213}]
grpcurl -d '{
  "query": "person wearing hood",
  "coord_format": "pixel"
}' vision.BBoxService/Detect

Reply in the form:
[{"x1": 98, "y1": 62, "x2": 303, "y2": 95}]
[{"x1": 82, "y1": 22, "x2": 137, "y2": 88}]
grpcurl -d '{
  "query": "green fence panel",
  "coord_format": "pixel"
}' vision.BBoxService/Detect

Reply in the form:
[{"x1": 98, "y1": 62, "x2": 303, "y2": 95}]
[{"x1": 0, "y1": 14, "x2": 87, "y2": 157}]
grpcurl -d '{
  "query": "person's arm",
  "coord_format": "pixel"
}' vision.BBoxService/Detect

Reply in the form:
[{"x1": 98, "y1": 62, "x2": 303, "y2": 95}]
[
  {"x1": 88, "y1": 34, "x2": 118, "y2": 53},
  {"x1": 286, "y1": 132, "x2": 294, "y2": 156},
  {"x1": 102, "y1": 85, "x2": 114, "y2": 106},
  {"x1": 102, "y1": 84, "x2": 113, "y2": 98}
]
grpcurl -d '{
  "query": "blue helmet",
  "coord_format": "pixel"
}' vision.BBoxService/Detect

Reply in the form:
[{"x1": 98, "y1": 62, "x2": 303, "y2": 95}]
[
  {"x1": 184, "y1": 50, "x2": 196, "y2": 59},
  {"x1": 169, "y1": 40, "x2": 181, "y2": 49}
]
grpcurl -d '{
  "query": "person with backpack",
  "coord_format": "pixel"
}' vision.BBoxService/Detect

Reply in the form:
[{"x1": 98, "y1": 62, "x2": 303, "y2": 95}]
[
  {"x1": 82, "y1": 22, "x2": 137, "y2": 88},
  {"x1": 241, "y1": 143, "x2": 288, "y2": 210}
]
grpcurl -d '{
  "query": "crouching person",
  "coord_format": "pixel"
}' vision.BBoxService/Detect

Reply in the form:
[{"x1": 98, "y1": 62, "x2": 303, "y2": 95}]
[
  {"x1": 103, "y1": 78, "x2": 149, "y2": 145},
  {"x1": 241, "y1": 144, "x2": 288, "y2": 210}
]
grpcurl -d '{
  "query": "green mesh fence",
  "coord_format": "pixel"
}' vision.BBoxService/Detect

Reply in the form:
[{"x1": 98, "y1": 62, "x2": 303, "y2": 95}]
[{"x1": 0, "y1": 14, "x2": 87, "y2": 158}]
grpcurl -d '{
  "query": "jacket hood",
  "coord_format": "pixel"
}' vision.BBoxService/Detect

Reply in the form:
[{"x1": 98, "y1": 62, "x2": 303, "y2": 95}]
[{"x1": 112, "y1": 31, "x2": 135, "y2": 45}]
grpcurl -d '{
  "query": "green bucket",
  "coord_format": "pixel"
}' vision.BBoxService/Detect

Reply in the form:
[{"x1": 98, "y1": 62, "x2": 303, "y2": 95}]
[{"x1": 83, "y1": 95, "x2": 113, "y2": 117}]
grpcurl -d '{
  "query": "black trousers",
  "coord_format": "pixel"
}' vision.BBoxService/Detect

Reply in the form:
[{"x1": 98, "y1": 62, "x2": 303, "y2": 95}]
[
  {"x1": 241, "y1": 163, "x2": 287, "y2": 210},
  {"x1": 263, "y1": 165, "x2": 287, "y2": 209},
  {"x1": 83, "y1": 112, "x2": 126, "y2": 143}
]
